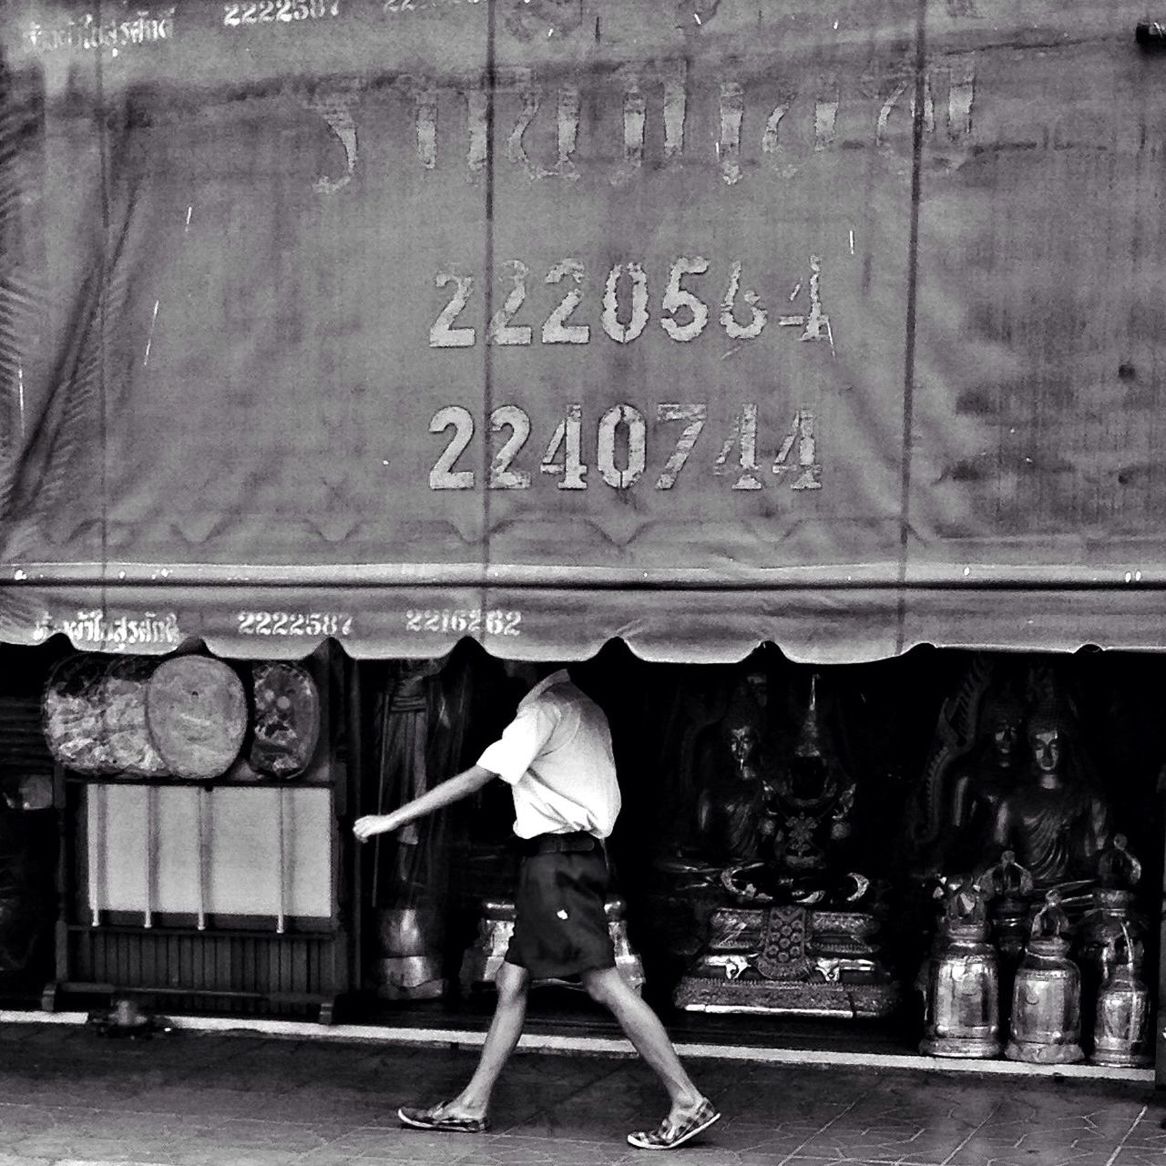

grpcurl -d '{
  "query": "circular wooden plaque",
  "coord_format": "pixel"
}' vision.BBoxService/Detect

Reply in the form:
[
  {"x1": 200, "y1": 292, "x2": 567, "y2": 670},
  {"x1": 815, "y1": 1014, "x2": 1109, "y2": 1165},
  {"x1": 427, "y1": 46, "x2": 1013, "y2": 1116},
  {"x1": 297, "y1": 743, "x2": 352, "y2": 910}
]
[
  {"x1": 249, "y1": 661, "x2": 321, "y2": 779},
  {"x1": 145, "y1": 657, "x2": 247, "y2": 780},
  {"x1": 104, "y1": 657, "x2": 169, "y2": 777},
  {"x1": 43, "y1": 654, "x2": 117, "y2": 775}
]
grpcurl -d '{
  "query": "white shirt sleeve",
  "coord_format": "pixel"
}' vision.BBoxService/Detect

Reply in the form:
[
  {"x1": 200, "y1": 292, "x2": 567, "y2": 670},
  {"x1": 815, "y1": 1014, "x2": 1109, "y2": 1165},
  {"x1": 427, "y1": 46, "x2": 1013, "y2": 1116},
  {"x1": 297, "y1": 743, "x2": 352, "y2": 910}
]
[{"x1": 476, "y1": 702, "x2": 558, "y2": 785}]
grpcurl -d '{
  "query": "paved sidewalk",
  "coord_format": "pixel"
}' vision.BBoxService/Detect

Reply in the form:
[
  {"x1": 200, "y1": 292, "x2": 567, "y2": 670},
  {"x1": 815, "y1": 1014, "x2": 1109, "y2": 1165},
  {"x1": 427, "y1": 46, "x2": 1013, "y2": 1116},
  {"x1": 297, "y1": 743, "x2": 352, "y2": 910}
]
[{"x1": 0, "y1": 1020, "x2": 1164, "y2": 1165}]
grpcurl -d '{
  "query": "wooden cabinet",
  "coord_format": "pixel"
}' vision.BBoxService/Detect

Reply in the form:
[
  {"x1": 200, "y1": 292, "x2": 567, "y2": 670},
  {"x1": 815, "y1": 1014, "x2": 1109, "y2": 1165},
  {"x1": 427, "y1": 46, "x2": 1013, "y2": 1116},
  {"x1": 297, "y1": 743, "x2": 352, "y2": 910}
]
[{"x1": 42, "y1": 652, "x2": 355, "y2": 1024}]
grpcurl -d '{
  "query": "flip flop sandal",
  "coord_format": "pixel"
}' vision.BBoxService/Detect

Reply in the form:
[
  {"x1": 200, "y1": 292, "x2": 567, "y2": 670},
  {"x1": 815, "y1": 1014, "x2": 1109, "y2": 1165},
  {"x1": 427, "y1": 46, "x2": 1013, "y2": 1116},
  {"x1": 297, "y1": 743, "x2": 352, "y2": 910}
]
[
  {"x1": 626, "y1": 1099, "x2": 721, "y2": 1151},
  {"x1": 397, "y1": 1102, "x2": 491, "y2": 1133}
]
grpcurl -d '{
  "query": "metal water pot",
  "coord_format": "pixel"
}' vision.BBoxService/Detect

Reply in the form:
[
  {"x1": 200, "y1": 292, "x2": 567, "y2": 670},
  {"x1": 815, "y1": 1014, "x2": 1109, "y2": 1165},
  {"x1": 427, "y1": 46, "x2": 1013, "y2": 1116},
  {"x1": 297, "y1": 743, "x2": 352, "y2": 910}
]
[
  {"x1": 920, "y1": 919, "x2": 1002, "y2": 1058},
  {"x1": 1078, "y1": 887, "x2": 1145, "y2": 1045},
  {"x1": 1091, "y1": 925, "x2": 1152, "y2": 1067},
  {"x1": 374, "y1": 906, "x2": 445, "y2": 1000},
  {"x1": 981, "y1": 851, "x2": 1034, "y2": 1032},
  {"x1": 919, "y1": 878, "x2": 1001, "y2": 1058},
  {"x1": 1005, "y1": 893, "x2": 1084, "y2": 1064}
]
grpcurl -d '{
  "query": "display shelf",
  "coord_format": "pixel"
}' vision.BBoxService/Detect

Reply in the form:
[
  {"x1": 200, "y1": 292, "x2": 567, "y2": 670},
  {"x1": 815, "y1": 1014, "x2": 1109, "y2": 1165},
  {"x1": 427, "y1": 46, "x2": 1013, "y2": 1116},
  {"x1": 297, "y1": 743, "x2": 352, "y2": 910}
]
[
  {"x1": 43, "y1": 648, "x2": 356, "y2": 1025},
  {"x1": 64, "y1": 773, "x2": 332, "y2": 789},
  {"x1": 63, "y1": 919, "x2": 340, "y2": 938}
]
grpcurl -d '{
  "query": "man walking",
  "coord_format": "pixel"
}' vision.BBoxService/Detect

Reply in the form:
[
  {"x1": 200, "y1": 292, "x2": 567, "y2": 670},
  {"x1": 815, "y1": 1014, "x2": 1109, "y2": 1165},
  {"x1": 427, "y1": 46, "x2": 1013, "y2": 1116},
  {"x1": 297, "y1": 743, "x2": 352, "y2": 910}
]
[{"x1": 353, "y1": 665, "x2": 720, "y2": 1151}]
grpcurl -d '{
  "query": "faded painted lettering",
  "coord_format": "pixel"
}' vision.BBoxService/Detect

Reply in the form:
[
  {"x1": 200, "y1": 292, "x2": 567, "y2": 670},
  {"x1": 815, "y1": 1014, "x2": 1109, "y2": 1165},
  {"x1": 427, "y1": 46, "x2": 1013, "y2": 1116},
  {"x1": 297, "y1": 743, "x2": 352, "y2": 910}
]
[
  {"x1": 429, "y1": 257, "x2": 828, "y2": 350},
  {"x1": 405, "y1": 609, "x2": 522, "y2": 636},
  {"x1": 428, "y1": 405, "x2": 475, "y2": 488},
  {"x1": 487, "y1": 261, "x2": 533, "y2": 346},
  {"x1": 719, "y1": 81, "x2": 745, "y2": 185},
  {"x1": 26, "y1": 6, "x2": 175, "y2": 53},
  {"x1": 303, "y1": 85, "x2": 360, "y2": 194},
  {"x1": 601, "y1": 263, "x2": 650, "y2": 344},
  {"x1": 489, "y1": 405, "x2": 533, "y2": 489},
  {"x1": 225, "y1": 0, "x2": 340, "y2": 28},
  {"x1": 430, "y1": 272, "x2": 476, "y2": 347},
  {"x1": 660, "y1": 257, "x2": 711, "y2": 342},
  {"x1": 237, "y1": 611, "x2": 353, "y2": 636},
  {"x1": 720, "y1": 261, "x2": 768, "y2": 340},
  {"x1": 542, "y1": 260, "x2": 590, "y2": 344},
  {"x1": 429, "y1": 401, "x2": 821, "y2": 492},
  {"x1": 597, "y1": 404, "x2": 647, "y2": 489},
  {"x1": 35, "y1": 610, "x2": 182, "y2": 649},
  {"x1": 297, "y1": 58, "x2": 979, "y2": 190}
]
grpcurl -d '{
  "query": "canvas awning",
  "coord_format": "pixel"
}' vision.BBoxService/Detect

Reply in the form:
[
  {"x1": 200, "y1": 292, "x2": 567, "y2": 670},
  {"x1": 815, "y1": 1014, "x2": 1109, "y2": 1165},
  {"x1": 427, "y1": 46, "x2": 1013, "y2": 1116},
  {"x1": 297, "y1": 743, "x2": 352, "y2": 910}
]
[
  {"x1": 5, "y1": 567, "x2": 1166, "y2": 663},
  {"x1": 2, "y1": 0, "x2": 1163, "y2": 663}
]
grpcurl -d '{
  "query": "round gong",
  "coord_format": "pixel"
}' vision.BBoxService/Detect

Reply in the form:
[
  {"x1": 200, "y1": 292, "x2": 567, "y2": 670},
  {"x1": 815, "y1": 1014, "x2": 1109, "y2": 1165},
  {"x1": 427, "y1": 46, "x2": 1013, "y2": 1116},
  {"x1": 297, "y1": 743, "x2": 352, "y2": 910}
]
[
  {"x1": 145, "y1": 657, "x2": 247, "y2": 780},
  {"x1": 249, "y1": 661, "x2": 321, "y2": 779},
  {"x1": 104, "y1": 657, "x2": 168, "y2": 777},
  {"x1": 43, "y1": 654, "x2": 117, "y2": 775}
]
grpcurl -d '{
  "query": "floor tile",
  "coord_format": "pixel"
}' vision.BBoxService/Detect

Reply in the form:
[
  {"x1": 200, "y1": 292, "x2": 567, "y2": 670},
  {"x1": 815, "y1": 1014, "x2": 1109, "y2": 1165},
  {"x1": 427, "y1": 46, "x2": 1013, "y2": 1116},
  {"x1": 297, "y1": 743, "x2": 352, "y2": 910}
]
[
  {"x1": 0, "y1": 1022, "x2": 1160, "y2": 1166},
  {"x1": 456, "y1": 1134, "x2": 642, "y2": 1165},
  {"x1": 945, "y1": 1148, "x2": 1123, "y2": 1166}
]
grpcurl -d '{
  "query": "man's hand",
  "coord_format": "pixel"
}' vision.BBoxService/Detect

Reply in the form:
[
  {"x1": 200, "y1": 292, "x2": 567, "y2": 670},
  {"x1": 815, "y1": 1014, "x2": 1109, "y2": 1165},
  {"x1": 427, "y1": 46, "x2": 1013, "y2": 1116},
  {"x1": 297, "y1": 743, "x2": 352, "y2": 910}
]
[
  {"x1": 351, "y1": 767, "x2": 495, "y2": 845},
  {"x1": 353, "y1": 813, "x2": 399, "y2": 842}
]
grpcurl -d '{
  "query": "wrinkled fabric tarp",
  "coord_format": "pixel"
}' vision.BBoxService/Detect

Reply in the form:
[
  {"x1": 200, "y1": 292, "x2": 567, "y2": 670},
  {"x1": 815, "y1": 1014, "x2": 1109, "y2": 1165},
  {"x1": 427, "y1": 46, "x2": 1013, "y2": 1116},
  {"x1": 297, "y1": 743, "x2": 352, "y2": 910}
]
[{"x1": 0, "y1": 0, "x2": 1162, "y2": 661}]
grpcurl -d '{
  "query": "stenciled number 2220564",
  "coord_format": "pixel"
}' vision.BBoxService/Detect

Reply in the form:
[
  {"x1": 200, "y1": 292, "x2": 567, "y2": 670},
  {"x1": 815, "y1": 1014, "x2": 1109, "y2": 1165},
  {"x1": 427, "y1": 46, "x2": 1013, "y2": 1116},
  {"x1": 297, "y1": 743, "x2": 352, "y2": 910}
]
[
  {"x1": 429, "y1": 256, "x2": 831, "y2": 349},
  {"x1": 428, "y1": 403, "x2": 821, "y2": 492}
]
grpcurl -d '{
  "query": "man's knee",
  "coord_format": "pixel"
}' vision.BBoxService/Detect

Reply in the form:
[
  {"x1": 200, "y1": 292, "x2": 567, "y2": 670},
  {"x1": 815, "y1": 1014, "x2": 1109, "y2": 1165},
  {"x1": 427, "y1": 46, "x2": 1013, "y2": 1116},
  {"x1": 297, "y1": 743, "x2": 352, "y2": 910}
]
[
  {"x1": 495, "y1": 962, "x2": 529, "y2": 1004},
  {"x1": 581, "y1": 966, "x2": 625, "y2": 1006}
]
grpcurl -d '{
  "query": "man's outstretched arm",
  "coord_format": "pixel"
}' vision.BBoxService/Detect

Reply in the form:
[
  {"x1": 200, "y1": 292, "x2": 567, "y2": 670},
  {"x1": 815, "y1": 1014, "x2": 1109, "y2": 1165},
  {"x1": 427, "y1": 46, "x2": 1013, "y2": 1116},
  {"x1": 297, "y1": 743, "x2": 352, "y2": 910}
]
[{"x1": 353, "y1": 764, "x2": 497, "y2": 841}]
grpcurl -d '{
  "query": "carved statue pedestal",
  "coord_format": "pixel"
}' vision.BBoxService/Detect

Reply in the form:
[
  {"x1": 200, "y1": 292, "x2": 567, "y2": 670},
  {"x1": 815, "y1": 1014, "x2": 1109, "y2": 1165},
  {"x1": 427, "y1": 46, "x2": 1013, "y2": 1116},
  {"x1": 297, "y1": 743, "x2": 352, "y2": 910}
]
[
  {"x1": 459, "y1": 897, "x2": 645, "y2": 993},
  {"x1": 673, "y1": 905, "x2": 899, "y2": 1018},
  {"x1": 373, "y1": 907, "x2": 445, "y2": 1001}
]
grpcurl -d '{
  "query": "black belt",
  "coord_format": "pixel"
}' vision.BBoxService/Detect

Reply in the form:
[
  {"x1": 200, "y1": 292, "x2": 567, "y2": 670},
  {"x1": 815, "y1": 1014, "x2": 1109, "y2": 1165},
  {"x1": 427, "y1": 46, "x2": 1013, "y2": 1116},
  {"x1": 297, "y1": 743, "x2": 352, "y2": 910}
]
[{"x1": 520, "y1": 831, "x2": 602, "y2": 856}]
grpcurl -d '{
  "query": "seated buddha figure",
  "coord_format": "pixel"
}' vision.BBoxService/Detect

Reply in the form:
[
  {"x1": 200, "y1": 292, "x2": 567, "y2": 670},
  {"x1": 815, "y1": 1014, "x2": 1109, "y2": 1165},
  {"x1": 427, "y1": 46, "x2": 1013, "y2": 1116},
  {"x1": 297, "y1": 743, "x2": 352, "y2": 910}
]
[
  {"x1": 717, "y1": 675, "x2": 865, "y2": 906},
  {"x1": 771, "y1": 684, "x2": 856, "y2": 879},
  {"x1": 675, "y1": 674, "x2": 896, "y2": 1018},
  {"x1": 644, "y1": 673, "x2": 772, "y2": 972},
  {"x1": 940, "y1": 690, "x2": 1027, "y2": 873},
  {"x1": 694, "y1": 691, "x2": 773, "y2": 867},
  {"x1": 988, "y1": 696, "x2": 1111, "y2": 894},
  {"x1": 910, "y1": 671, "x2": 1029, "y2": 878}
]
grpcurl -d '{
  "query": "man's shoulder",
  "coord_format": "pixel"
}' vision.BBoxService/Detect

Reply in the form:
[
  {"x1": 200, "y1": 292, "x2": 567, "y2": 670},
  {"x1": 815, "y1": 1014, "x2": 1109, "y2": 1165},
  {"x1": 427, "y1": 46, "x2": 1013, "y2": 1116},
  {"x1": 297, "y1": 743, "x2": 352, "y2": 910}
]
[
  {"x1": 528, "y1": 679, "x2": 573, "y2": 708},
  {"x1": 531, "y1": 678, "x2": 596, "y2": 713}
]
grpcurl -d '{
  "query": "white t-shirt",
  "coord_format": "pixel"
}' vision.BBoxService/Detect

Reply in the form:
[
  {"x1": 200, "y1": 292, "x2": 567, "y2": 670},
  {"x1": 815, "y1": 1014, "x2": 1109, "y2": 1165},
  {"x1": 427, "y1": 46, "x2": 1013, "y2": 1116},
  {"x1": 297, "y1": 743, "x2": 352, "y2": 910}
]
[{"x1": 476, "y1": 670, "x2": 622, "y2": 839}]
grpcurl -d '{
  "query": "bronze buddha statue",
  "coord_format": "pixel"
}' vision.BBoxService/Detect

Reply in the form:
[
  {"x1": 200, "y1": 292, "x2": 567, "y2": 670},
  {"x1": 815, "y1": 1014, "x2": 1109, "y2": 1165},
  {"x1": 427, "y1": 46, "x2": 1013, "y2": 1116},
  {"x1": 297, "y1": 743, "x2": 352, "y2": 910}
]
[
  {"x1": 912, "y1": 673, "x2": 1028, "y2": 878},
  {"x1": 770, "y1": 684, "x2": 857, "y2": 878},
  {"x1": 674, "y1": 674, "x2": 896, "y2": 1018},
  {"x1": 942, "y1": 692, "x2": 1026, "y2": 871},
  {"x1": 988, "y1": 698, "x2": 1111, "y2": 894},
  {"x1": 694, "y1": 702, "x2": 773, "y2": 867},
  {"x1": 718, "y1": 676, "x2": 865, "y2": 907}
]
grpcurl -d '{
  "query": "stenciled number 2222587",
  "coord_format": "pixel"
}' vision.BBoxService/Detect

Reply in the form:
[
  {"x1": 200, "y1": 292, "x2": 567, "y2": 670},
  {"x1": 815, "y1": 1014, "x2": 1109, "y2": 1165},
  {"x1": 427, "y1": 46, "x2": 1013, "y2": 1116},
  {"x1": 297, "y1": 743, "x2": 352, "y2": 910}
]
[{"x1": 428, "y1": 403, "x2": 820, "y2": 491}]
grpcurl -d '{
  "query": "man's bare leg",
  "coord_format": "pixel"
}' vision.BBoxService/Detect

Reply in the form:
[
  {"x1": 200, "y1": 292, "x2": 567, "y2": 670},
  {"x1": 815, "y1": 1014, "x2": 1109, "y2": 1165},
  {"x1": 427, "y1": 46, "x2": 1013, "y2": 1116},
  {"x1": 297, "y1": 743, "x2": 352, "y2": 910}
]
[
  {"x1": 581, "y1": 967, "x2": 709, "y2": 1124},
  {"x1": 435, "y1": 961, "x2": 530, "y2": 1121}
]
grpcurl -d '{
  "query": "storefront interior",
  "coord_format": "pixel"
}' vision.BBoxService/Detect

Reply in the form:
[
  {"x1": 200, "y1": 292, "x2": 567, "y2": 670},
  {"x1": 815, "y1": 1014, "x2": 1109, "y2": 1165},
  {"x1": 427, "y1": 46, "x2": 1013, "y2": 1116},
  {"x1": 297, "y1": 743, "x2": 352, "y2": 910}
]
[{"x1": 0, "y1": 636, "x2": 1160, "y2": 1071}]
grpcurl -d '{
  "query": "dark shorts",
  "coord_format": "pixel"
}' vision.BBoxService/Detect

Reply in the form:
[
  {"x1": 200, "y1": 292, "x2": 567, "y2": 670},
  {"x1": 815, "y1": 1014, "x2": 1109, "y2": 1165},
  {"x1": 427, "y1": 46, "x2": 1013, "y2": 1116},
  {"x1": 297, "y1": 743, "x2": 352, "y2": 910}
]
[{"x1": 506, "y1": 832, "x2": 616, "y2": 980}]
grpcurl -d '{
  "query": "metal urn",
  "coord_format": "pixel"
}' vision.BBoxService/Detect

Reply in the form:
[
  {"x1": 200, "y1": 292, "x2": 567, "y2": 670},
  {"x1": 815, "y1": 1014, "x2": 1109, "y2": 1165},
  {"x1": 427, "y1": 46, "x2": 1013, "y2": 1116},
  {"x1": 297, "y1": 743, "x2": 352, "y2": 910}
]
[
  {"x1": 980, "y1": 851, "x2": 1034, "y2": 1031},
  {"x1": 1091, "y1": 924, "x2": 1152, "y2": 1068},
  {"x1": 1079, "y1": 888, "x2": 1144, "y2": 982},
  {"x1": 1079, "y1": 836, "x2": 1146, "y2": 1047},
  {"x1": 374, "y1": 906, "x2": 446, "y2": 1000},
  {"x1": 1005, "y1": 891, "x2": 1084, "y2": 1064},
  {"x1": 920, "y1": 878, "x2": 1002, "y2": 1058}
]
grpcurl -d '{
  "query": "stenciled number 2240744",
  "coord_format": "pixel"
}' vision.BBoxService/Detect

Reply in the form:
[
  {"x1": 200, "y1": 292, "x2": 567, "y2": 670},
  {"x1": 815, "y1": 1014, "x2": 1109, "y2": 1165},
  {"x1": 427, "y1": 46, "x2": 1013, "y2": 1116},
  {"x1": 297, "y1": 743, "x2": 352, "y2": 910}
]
[{"x1": 428, "y1": 402, "x2": 820, "y2": 492}]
